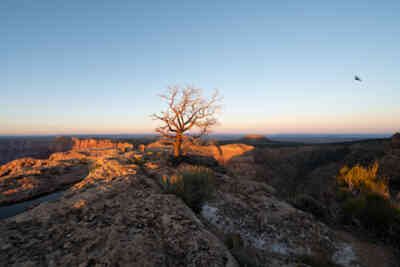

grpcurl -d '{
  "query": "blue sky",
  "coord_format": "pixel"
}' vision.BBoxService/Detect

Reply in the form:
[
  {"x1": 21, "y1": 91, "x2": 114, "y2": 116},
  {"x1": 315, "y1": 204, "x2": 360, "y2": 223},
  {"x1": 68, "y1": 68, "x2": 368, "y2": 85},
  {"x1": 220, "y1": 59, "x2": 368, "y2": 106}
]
[{"x1": 1, "y1": 1, "x2": 399, "y2": 135}]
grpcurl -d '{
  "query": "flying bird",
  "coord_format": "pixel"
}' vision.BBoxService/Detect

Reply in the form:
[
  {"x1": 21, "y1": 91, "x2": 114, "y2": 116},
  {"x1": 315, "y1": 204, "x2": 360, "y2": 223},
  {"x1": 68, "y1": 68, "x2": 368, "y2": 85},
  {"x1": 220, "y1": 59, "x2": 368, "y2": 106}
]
[{"x1": 354, "y1": 75, "x2": 362, "y2": 82}]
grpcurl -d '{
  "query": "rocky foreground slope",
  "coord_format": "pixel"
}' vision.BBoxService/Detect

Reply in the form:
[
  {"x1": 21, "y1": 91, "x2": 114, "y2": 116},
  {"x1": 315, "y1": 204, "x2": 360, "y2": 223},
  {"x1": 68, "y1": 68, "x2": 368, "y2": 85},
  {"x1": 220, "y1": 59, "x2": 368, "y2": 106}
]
[{"x1": 0, "y1": 142, "x2": 397, "y2": 266}]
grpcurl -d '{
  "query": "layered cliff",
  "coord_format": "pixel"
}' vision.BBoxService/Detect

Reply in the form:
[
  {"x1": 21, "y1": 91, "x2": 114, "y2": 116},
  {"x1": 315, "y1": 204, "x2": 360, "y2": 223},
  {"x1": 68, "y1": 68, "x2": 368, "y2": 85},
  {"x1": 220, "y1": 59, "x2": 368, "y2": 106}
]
[{"x1": 0, "y1": 137, "x2": 133, "y2": 166}]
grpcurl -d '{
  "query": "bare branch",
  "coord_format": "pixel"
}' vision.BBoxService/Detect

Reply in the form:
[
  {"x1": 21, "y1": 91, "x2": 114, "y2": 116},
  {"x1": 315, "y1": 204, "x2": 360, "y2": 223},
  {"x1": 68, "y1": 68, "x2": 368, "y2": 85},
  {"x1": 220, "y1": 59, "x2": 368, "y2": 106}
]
[{"x1": 151, "y1": 85, "x2": 222, "y2": 156}]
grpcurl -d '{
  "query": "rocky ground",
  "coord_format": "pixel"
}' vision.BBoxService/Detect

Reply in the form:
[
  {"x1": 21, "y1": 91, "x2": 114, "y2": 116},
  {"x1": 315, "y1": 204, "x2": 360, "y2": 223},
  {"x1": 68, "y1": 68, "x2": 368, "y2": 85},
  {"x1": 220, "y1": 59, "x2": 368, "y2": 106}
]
[{"x1": 0, "y1": 140, "x2": 398, "y2": 266}]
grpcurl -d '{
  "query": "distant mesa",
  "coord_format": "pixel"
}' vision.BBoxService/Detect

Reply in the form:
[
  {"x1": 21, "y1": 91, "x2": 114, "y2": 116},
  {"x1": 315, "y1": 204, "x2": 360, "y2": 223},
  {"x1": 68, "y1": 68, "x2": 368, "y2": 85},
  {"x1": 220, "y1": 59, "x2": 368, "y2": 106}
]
[
  {"x1": 392, "y1": 133, "x2": 400, "y2": 148},
  {"x1": 240, "y1": 134, "x2": 270, "y2": 143}
]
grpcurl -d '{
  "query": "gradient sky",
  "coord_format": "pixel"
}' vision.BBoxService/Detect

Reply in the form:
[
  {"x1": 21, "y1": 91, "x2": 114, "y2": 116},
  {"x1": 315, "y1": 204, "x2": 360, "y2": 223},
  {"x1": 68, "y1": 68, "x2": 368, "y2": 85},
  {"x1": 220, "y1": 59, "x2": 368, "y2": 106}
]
[{"x1": 1, "y1": 1, "x2": 399, "y2": 135}]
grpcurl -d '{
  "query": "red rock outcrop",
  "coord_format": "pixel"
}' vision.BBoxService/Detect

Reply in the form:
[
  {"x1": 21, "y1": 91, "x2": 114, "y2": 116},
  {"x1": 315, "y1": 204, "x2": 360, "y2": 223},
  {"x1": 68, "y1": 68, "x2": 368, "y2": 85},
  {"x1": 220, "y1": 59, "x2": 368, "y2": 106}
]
[
  {"x1": 0, "y1": 153, "x2": 238, "y2": 267},
  {"x1": 145, "y1": 140, "x2": 254, "y2": 164},
  {"x1": 0, "y1": 156, "x2": 89, "y2": 205},
  {"x1": 71, "y1": 138, "x2": 133, "y2": 151},
  {"x1": 0, "y1": 137, "x2": 134, "y2": 166}
]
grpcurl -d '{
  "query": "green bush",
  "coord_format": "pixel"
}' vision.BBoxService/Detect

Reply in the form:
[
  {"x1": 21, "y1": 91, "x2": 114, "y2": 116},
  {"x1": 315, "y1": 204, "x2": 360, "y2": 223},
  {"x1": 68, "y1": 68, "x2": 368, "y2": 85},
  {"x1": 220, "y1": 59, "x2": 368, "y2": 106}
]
[
  {"x1": 342, "y1": 193, "x2": 400, "y2": 231},
  {"x1": 161, "y1": 166, "x2": 215, "y2": 213}
]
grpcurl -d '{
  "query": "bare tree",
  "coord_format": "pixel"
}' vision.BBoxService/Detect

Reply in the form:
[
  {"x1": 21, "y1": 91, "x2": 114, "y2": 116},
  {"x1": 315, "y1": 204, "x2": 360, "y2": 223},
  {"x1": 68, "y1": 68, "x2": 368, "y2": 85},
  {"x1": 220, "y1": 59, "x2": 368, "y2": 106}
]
[{"x1": 152, "y1": 85, "x2": 221, "y2": 157}]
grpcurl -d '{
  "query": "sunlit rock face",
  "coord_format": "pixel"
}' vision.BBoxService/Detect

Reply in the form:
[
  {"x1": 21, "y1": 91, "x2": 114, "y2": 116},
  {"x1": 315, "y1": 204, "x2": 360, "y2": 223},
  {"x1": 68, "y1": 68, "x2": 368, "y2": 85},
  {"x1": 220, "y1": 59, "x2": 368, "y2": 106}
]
[
  {"x1": 0, "y1": 151, "x2": 238, "y2": 267},
  {"x1": 145, "y1": 140, "x2": 254, "y2": 164},
  {"x1": 71, "y1": 138, "x2": 133, "y2": 151},
  {"x1": 0, "y1": 137, "x2": 134, "y2": 166},
  {"x1": 0, "y1": 156, "x2": 89, "y2": 205},
  {"x1": 0, "y1": 138, "x2": 133, "y2": 205}
]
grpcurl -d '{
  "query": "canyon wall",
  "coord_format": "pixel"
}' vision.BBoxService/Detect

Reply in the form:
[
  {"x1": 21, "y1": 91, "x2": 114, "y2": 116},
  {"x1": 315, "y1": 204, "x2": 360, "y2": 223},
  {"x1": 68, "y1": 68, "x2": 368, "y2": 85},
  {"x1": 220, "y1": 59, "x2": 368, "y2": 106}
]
[{"x1": 0, "y1": 137, "x2": 133, "y2": 166}]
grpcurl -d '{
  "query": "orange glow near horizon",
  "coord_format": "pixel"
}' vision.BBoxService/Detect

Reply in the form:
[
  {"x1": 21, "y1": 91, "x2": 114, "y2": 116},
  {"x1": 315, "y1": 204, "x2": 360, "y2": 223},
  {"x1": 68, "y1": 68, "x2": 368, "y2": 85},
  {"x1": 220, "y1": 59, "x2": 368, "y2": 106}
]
[{"x1": 1, "y1": 111, "x2": 399, "y2": 136}]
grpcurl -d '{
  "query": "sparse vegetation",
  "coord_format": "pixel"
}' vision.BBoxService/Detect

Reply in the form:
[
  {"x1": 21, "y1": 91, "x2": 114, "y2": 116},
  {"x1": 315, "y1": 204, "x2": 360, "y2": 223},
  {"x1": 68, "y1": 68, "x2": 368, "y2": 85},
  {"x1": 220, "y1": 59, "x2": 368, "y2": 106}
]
[
  {"x1": 161, "y1": 165, "x2": 215, "y2": 213},
  {"x1": 342, "y1": 193, "x2": 400, "y2": 232},
  {"x1": 338, "y1": 162, "x2": 400, "y2": 237},
  {"x1": 337, "y1": 161, "x2": 389, "y2": 197}
]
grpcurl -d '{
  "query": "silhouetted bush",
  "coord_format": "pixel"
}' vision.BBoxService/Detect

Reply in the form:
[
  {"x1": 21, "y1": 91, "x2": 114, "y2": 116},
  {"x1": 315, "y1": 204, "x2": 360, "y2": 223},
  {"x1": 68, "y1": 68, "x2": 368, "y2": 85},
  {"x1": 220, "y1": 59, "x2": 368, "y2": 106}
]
[
  {"x1": 161, "y1": 166, "x2": 215, "y2": 213},
  {"x1": 342, "y1": 193, "x2": 400, "y2": 231}
]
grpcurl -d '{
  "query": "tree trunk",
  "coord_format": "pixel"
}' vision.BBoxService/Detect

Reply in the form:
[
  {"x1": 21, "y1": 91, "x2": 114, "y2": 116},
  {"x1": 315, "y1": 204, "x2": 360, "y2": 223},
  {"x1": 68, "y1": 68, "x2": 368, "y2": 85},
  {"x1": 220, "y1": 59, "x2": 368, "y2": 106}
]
[{"x1": 174, "y1": 134, "x2": 182, "y2": 157}]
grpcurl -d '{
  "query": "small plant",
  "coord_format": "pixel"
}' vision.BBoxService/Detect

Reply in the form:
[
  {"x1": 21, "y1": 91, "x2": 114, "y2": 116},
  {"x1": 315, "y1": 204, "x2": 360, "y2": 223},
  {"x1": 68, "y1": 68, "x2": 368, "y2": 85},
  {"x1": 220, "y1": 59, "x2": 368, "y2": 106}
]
[
  {"x1": 161, "y1": 165, "x2": 215, "y2": 213},
  {"x1": 337, "y1": 161, "x2": 389, "y2": 197},
  {"x1": 338, "y1": 161, "x2": 400, "y2": 237}
]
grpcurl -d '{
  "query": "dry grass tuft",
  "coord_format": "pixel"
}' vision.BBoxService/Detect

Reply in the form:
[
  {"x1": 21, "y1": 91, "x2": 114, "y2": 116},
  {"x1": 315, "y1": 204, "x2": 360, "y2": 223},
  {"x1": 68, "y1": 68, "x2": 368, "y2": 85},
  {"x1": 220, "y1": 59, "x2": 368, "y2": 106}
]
[{"x1": 161, "y1": 165, "x2": 215, "y2": 213}]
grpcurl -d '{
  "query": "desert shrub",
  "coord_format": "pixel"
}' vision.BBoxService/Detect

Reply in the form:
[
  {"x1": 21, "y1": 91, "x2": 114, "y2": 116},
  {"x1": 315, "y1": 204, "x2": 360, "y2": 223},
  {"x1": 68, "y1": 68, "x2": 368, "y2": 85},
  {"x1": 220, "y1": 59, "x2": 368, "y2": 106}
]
[
  {"x1": 342, "y1": 193, "x2": 400, "y2": 231},
  {"x1": 161, "y1": 166, "x2": 215, "y2": 213},
  {"x1": 337, "y1": 161, "x2": 389, "y2": 197}
]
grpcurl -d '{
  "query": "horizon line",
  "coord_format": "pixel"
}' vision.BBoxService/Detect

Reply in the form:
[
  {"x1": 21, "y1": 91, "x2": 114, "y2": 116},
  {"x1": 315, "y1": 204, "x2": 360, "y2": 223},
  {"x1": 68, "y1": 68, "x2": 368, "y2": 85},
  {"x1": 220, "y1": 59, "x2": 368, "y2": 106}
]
[{"x1": 0, "y1": 132, "x2": 395, "y2": 137}]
